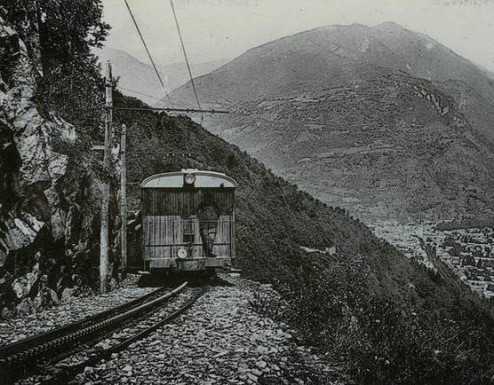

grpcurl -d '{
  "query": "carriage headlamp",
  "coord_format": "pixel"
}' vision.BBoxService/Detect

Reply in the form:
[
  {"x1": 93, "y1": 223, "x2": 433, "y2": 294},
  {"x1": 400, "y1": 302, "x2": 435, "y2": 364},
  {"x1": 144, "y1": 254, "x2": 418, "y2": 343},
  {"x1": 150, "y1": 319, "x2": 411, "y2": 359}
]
[
  {"x1": 177, "y1": 247, "x2": 188, "y2": 259},
  {"x1": 184, "y1": 173, "x2": 196, "y2": 185}
]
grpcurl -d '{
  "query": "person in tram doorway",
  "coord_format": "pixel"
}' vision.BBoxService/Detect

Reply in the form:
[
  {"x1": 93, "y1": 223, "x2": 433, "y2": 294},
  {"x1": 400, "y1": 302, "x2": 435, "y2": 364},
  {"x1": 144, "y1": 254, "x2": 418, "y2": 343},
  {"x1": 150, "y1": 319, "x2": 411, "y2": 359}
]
[{"x1": 198, "y1": 192, "x2": 219, "y2": 258}]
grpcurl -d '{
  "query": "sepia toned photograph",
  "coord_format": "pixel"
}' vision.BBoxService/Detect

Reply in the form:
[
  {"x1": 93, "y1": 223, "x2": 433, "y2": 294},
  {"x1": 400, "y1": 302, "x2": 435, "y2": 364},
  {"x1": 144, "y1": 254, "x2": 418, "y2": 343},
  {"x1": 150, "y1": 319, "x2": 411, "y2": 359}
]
[{"x1": 1, "y1": 0, "x2": 494, "y2": 383}]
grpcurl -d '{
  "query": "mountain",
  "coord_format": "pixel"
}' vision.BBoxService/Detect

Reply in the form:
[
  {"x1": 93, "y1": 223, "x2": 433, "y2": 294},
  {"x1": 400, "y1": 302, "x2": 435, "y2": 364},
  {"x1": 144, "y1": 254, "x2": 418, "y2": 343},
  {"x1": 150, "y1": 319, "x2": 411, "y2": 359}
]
[
  {"x1": 3, "y1": 9, "x2": 494, "y2": 383},
  {"x1": 163, "y1": 22, "x2": 494, "y2": 223},
  {"x1": 95, "y1": 46, "x2": 228, "y2": 105}
]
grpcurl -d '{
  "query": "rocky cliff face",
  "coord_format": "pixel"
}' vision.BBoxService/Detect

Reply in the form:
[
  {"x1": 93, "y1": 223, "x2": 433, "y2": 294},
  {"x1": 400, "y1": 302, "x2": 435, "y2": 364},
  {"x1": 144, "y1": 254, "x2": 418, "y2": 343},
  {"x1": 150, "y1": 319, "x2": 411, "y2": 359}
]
[{"x1": 0, "y1": 13, "x2": 112, "y2": 317}]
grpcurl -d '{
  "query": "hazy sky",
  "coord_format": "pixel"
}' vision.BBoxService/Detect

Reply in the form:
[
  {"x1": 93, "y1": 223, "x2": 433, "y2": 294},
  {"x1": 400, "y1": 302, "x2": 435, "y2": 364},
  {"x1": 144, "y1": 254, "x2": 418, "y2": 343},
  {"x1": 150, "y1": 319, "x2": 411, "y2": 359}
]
[{"x1": 102, "y1": 0, "x2": 494, "y2": 71}]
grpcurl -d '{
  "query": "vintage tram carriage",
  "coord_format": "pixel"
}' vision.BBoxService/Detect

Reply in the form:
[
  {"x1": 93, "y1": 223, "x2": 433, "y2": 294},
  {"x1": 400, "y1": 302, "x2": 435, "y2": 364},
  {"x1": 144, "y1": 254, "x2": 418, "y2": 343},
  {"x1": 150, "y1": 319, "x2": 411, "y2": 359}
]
[{"x1": 141, "y1": 169, "x2": 237, "y2": 273}]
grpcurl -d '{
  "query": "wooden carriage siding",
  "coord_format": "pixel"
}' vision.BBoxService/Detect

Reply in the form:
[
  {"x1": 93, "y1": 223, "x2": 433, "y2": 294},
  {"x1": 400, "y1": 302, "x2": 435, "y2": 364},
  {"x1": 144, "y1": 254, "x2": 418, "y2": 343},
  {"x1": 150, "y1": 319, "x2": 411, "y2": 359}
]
[
  {"x1": 141, "y1": 188, "x2": 236, "y2": 260},
  {"x1": 142, "y1": 189, "x2": 235, "y2": 216},
  {"x1": 143, "y1": 216, "x2": 234, "y2": 259}
]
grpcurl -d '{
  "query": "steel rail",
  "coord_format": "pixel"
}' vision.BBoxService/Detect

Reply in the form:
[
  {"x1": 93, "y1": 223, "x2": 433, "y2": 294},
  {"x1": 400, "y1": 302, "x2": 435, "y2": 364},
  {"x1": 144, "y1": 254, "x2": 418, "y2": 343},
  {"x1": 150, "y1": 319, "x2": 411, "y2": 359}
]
[
  {"x1": 0, "y1": 286, "x2": 168, "y2": 360},
  {"x1": 45, "y1": 286, "x2": 208, "y2": 384},
  {"x1": 0, "y1": 282, "x2": 188, "y2": 382},
  {"x1": 113, "y1": 106, "x2": 229, "y2": 114}
]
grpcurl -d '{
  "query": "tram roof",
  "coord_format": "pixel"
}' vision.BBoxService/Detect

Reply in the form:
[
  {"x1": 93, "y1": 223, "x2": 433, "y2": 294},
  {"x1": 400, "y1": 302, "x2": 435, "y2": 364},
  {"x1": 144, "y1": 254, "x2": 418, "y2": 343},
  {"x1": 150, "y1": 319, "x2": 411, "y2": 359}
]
[{"x1": 140, "y1": 169, "x2": 238, "y2": 189}]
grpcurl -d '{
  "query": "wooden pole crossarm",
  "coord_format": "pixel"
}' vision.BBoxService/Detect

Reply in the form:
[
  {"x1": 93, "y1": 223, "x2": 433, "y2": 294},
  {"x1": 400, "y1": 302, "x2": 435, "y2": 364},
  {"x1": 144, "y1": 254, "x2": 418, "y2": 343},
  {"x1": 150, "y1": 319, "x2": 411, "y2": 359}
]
[{"x1": 112, "y1": 107, "x2": 230, "y2": 114}]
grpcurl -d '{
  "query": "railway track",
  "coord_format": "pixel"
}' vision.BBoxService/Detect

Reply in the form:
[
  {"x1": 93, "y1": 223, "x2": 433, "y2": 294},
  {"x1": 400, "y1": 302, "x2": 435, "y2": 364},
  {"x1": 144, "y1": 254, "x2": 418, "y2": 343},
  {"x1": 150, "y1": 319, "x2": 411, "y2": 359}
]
[{"x1": 0, "y1": 282, "x2": 207, "y2": 384}]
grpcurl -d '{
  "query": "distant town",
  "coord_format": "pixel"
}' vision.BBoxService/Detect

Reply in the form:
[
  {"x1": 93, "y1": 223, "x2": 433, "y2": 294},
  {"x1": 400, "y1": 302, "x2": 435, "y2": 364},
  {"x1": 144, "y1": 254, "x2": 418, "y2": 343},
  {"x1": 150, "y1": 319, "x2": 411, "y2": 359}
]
[{"x1": 373, "y1": 223, "x2": 494, "y2": 298}]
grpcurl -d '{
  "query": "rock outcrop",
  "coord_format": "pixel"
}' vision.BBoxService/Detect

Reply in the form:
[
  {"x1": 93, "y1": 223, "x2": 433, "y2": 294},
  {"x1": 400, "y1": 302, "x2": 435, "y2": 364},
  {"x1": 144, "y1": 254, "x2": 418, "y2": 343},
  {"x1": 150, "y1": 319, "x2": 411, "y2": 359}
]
[{"x1": 0, "y1": 12, "x2": 113, "y2": 317}]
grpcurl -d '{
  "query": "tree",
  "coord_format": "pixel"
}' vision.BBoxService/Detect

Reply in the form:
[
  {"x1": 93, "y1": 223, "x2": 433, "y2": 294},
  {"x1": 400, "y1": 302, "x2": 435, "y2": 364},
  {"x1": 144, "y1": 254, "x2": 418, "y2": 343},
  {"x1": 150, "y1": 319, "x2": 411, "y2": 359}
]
[
  {"x1": 38, "y1": 0, "x2": 109, "y2": 136},
  {"x1": 0, "y1": 0, "x2": 110, "y2": 136}
]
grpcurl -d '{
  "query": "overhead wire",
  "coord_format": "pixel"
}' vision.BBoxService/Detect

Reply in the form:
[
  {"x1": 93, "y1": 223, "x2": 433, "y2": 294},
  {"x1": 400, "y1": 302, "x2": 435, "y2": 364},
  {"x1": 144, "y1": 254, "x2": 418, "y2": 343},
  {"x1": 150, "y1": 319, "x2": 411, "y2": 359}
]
[
  {"x1": 123, "y1": 0, "x2": 173, "y2": 107},
  {"x1": 169, "y1": 0, "x2": 203, "y2": 123},
  {"x1": 118, "y1": 86, "x2": 164, "y2": 102}
]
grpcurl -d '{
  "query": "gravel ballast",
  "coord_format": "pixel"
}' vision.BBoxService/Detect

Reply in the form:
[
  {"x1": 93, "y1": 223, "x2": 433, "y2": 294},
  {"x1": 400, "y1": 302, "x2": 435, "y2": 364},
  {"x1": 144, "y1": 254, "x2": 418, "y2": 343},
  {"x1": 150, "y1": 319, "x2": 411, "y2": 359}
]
[
  {"x1": 2, "y1": 273, "x2": 348, "y2": 384},
  {"x1": 72, "y1": 274, "x2": 346, "y2": 384},
  {"x1": 0, "y1": 275, "x2": 154, "y2": 347}
]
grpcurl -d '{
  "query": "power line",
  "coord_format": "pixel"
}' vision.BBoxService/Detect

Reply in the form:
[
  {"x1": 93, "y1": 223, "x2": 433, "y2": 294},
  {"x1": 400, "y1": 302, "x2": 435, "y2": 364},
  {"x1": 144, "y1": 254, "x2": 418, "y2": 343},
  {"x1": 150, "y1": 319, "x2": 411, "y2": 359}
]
[
  {"x1": 169, "y1": 0, "x2": 202, "y2": 120},
  {"x1": 114, "y1": 106, "x2": 229, "y2": 114},
  {"x1": 118, "y1": 86, "x2": 165, "y2": 101},
  {"x1": 116, "y1": 87, "x2": 229, "y2": 114},
  {"x1": 123, "y1": 0, "x2": 173, "y2": 107}
]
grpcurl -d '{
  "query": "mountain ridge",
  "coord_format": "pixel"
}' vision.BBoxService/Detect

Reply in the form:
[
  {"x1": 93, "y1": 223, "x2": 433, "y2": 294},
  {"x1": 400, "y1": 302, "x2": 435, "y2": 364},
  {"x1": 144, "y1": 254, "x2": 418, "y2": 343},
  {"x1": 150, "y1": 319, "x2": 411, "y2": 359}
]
[
  {"x1": 164, "y1": 22, "x2": 494, "y2": 223},
  {"x1": 95, "y1": 46, "x2": 229, "y2": 105}
]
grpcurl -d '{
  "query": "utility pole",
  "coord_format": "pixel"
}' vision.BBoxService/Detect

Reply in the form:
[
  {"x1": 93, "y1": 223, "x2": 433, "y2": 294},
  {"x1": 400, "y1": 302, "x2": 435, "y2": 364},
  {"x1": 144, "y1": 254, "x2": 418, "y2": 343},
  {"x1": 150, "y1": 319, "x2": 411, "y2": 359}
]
[
  {"x1": 100, "y1": 61, "x2": 112, "y2": 293},
  {"x1": 120, "y1": 123, "x2": 127, "y2": 277}
]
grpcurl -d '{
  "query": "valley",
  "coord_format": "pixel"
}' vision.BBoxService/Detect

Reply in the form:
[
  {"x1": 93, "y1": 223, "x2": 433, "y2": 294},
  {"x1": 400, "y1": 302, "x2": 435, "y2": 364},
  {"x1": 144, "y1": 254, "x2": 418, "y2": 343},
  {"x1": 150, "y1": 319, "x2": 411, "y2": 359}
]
[
  {"x1": 95, "y1": 20, "x2": 494, "y2": 307},
  {"x1": 151, "y1": 20, "x2": 494, "y2": 303}
]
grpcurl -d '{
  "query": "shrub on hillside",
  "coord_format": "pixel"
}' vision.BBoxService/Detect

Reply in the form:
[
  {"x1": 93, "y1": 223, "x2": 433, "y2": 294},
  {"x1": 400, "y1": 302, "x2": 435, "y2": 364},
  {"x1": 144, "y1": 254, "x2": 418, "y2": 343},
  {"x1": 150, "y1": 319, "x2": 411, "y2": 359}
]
[{"x1": 111, "y1": 94, "x2": 494, "y2": 385}]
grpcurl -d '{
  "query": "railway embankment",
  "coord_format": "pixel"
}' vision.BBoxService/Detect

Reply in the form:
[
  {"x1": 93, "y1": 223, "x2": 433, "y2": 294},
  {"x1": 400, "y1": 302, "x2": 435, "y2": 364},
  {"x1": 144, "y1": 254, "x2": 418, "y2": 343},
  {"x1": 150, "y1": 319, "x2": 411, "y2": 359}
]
[
  {"x1": 73, "y1": 274, "x2": 347, "y2": 385},
  {"x1": 1, "y1": 273, "x2": 348, "y2": 384}
]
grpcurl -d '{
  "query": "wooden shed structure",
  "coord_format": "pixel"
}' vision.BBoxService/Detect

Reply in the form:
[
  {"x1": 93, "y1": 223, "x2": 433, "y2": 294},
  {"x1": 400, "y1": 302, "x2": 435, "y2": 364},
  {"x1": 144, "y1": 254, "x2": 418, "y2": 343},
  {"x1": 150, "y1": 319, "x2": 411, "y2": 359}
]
[{"x1": 141, "y1": 169, "x2": 237, "y2": 271}]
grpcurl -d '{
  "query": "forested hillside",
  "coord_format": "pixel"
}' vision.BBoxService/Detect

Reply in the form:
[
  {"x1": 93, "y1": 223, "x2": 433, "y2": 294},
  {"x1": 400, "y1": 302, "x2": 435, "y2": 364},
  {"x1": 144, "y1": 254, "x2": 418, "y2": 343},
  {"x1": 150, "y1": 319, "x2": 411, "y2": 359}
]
[{"x1": 114, "y1": 93, "x2": 494, "y2": 384}]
